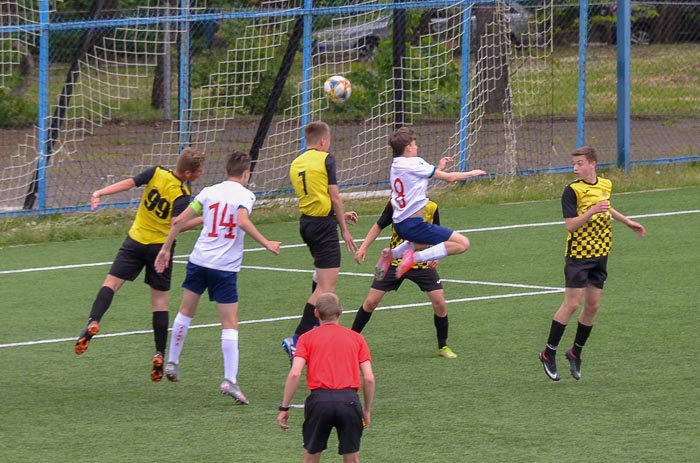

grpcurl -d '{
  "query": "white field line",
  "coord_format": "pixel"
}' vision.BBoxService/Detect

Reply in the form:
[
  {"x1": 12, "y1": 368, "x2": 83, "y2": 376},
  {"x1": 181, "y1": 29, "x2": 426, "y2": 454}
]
[
  {"x1": 0, "y1": 285, "x2": 564, "y2": 349},
  {"x1": 1, "y1": 209, "x2": 697, "y2": 276},
  {"x1": 1, "y1": 208, "x2": 696, "y2": 349}
]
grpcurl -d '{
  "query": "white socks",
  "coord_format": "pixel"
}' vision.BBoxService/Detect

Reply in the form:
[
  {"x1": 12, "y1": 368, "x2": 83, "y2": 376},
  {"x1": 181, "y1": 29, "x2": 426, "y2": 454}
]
[
  {"x1": 415, "y1": 242, "x2": 448, "y2": 262},
  {"x1": 167, "y1": 312, "x2": 192, "y2": 364},
  {"x1": 221, "y1": 328, "x2": 239, "y2": 384},
  {"x1": 391, "y1": 240, "x2": 414, "y2": 258}
]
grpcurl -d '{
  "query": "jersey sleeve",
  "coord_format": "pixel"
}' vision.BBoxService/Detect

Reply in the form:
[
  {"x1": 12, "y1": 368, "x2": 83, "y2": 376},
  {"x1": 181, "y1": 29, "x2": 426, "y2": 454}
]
[
  {"x1": 132, "y1": 166, "x2": 158, "y2": 187},
  {"x1": 357, "y1": 334, "x2": 372, "y2": 363},
  {"x1": 415, "y1": 158, "x2": 437, "y2": 178},
  {"x1": 239, "y1": 189, "x2": 256, "y2": 214},
  {"x1": 325, "y1": 154, "x2": 338, "y2": 185},
  {"x1": 376, "y1": 201, "x2": 393, "y2": 229},
  {"x1": 561, "y1": 185, "x2": 578, "y2": 218},
  {"x1": 172, "y1": 195, "x2": 192, "y2": 217}
]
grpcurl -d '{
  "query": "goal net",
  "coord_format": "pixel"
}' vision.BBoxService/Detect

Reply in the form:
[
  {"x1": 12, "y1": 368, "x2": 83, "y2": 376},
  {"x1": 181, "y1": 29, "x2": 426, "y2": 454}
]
[{"x1": 0, "y1": 0, "x2": 555, "y2": 214}]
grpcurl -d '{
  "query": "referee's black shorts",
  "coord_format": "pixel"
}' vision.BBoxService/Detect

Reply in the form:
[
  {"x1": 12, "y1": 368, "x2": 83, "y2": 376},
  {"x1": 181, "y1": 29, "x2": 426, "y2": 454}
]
[
  {"x1": 299, "y1": 215, "x2": 341, "y2": 269},
  {"x1": 303, "y1": 388, "x2": 364, "y2": 455}
]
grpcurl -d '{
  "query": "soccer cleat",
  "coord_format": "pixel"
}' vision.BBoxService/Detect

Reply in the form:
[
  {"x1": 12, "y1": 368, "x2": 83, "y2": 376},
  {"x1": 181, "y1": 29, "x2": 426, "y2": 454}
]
[
  {"x1": 374, "y1": 248, "x2": 393, "y2": 280},
  {"x1": 565, "y1": 349, "x2": 582, "y2": 380},
  {"x1": 282, "y1": 337, "x2": 296, "y2": 366},
  {"x1": 151, "y1": 352, "x2": 164, "y2": 382},
  {"x1": 164, "y1": 362, "x2": 180, "y2": 382},
  {"x1": 395, "y1": 249, "x2": 415, "y2": 279},
  {"x1": 538, "y1": 350, "x2": 560, "y2": 381},
  {"x1": 220, "y1": 379, "x2": 249, "y2": 405},
  {"x1": 438, "y1": 346, "x2": 458, "y2": 359},
  {"x1": 74, "y1": 320, "x2": 100, "y2": 355}
]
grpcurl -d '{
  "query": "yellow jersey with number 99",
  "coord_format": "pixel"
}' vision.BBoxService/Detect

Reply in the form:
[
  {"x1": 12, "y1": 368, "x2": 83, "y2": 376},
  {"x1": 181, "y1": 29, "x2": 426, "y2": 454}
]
[{"x1": 129, "y1": 167, "x2": 191, "y2": 244}]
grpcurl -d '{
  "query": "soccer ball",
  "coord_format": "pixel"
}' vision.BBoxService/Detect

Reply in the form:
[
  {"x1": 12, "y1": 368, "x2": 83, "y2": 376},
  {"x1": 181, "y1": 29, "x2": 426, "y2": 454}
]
[{"x1": 323, "y1": 75, "x2": 352, "y2": 103}]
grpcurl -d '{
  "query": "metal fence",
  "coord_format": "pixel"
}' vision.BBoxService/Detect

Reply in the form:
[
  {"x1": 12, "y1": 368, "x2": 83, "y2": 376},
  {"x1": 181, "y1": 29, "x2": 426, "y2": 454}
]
[{"x1": 1, "y1": 0, "x2": 698, "y2": 216}]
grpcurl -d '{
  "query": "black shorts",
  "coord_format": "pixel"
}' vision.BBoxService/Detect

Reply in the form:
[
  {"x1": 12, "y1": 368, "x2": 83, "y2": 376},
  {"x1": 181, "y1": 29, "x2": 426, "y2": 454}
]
[
  {"x1": 303, "y1": 389, "x2": 364, "y2": 455},
  {"x1": 564, "y1": 256, "x2": 608, "y2": 289},
  {"x1": 371, "y1": 265, "x2": 443, "y2": 293},
  {"x1": 109, "y1": 236, "x2": 173, "y2": 291},
  {"x1": 300, "y1": 215, "x2": 341, "y2": 269}
]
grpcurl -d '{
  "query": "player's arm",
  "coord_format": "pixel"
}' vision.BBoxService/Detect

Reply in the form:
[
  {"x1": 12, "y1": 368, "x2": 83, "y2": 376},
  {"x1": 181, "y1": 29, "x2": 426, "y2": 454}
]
[
  {"x1": 91, "y1": 166, "x2": 157, "y2": 210},
  {"x1": 360, "y1": 360, "x2": 375, "y2": 427},
  {"x1": 355, "y1": 201, "x2": 392, "y2": 264},
  {"x1": 154, "y1": 203, "x2": 199, "y2": 273},
  {"x1": 90, "y1": 178, "x2": 137, "y2": 210},
  {"x1": 237, "y1": 207, "x2": 281, "y2": 255},
  {"x1": 561, "y1": 186, "x2": 610, "y2": 233},
  {"x1": 355, "y1": 223, "x2": 383, "y2": 264},
  {"x1": 277, "y1": 356, "x2": 306, "y2": 430},
  {"x1": 326, "y1": 155, "x2": 357, "y2": 253},
  {"x1": 610, "y1": 207, "x2": 646, "y2": 237},
  {"x1": 172, "y1": 195, "x2": 203, "y2": 232},
  {"x1": 432, "y1": 167, "x2": 487, "y2": 184}
]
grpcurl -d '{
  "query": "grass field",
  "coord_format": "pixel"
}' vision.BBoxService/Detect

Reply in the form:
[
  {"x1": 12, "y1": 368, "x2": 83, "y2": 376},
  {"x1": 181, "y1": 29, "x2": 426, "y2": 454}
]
[{"x1": 1, "y1": 186, "x2": 699, "y2": 462}]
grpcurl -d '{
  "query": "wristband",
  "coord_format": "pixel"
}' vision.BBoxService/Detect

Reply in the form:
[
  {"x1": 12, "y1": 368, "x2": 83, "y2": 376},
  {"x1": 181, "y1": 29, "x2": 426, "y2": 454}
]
[{"x1": 278, "y1": 405, "x2": 290, "y2": 411}]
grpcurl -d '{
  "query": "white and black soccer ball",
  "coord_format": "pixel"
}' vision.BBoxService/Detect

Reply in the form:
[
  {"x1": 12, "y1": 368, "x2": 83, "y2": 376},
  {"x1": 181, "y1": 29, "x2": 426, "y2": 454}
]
[{"x1": 323, "y1": 75, "x2": 352, "y2": 103}]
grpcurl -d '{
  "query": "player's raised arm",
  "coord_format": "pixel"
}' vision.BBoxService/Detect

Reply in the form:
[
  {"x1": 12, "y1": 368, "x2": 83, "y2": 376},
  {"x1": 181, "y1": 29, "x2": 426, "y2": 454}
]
[{"x1": 154, "y1": 206, "x2": 198, "y2": 273}]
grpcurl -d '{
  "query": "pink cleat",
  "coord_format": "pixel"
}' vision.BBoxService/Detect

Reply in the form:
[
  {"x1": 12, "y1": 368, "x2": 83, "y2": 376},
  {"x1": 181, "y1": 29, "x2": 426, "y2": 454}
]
[{"x1": 395, "y1": 249, "x2": 415, "y2": 279}]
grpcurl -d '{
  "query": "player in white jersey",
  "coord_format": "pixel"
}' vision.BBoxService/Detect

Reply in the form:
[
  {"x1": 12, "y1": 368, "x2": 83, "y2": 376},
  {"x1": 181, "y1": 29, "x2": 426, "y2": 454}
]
[
  {"x1": 154, "y1": 150, "x2": 281, "y2": 405},
  {"x1": 385, "y1": 127, "x2": 486, "y2": 278}
]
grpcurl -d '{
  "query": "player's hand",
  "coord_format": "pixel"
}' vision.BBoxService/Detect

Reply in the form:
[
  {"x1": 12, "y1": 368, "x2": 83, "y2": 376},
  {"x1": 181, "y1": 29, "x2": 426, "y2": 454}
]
[
  {"x1": 342, "y1": 229, "x2": 358, "y2": 253},
  {"x1": 469, "y1": 169, "x2": 487, "y2": 177},
  {"x1": 363, "y1": 410, "x2": 371, "y2": 428},
  {"x1": 427, "y1": 260, "x2": 439, "y2": 269},
  {"x1": 277, "y1": 411, "x2": 290, "y2": 430},
  {"x1": 437, "y1": 156, "x2": 454, "y2": 170},
  {"x1": 154, "y1": 250, "x2": 170, "y2": 273},
  {"x1": 629, "y1": 220, "x2": 646, "y2": 238},
  {"x1": 344, "y1": 211, "x2": 358, "y2": 225},
  {"x1": 591, "y1": 200, "x2": 610, "y2": 214},
  {"x1": 266, "y1": 240, "x2": 282, "y2": 255},
  {"x1": 90, "y1": 192, "x2": 101, "y2": 211},
  {"x1": 355, "y1": 248, "x2": 367, "y2": 264}
]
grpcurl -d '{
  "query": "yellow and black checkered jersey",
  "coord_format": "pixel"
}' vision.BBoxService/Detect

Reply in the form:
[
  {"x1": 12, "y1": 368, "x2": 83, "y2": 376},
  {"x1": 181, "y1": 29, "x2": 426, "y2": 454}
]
[
  {"x1": 128, "y1": 166, "x2": 191, "y2": 245},
  {"x1": 562, "y1": 177, "x2": 612, "y2": 258},
  {"x1": 289, "y1": 149, "x2": 338, "y2": 217},
  {"x1": 376, "y1": 199, "x2": 439, "y2": 270}
]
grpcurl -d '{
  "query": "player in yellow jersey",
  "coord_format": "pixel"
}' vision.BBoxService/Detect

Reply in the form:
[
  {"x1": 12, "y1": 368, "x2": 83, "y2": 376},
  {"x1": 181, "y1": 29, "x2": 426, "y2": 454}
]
[
  {"x1": 74, "y1": 148, "x2": 204, "y2": 383},
  {"x1": 282, "y1": 121, "x2": 358, "y2": 364},
  {"x1": 539, "y1": 146, "x2": 646, "y2": 381},
  {"x1": 352, "y1": 199, "x2": 458, "y2": 359}
]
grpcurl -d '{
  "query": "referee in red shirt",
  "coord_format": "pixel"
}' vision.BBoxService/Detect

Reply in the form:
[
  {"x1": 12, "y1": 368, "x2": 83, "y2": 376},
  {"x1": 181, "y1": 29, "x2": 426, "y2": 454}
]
[{"x1": 277, "y1": 292, "x2": 375, "y2": 463}]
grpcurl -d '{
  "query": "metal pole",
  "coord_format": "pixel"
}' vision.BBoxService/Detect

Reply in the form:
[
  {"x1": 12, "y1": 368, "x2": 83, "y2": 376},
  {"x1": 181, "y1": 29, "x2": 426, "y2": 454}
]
[
  {"x1": 616, "y1": 0, "x2": 631, "y2": 173},
  {"x1": 576, "y1": 0, "x2": 588, "y2": 148},
  {"x1": 458, "y1": 3, "x2": 472, "y2": 172}
]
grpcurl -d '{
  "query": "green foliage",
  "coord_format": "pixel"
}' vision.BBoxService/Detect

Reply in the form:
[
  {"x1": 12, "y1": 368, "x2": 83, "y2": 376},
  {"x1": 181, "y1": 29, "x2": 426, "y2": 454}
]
[{"x1": 0, "y1": 88, "x2": 37, "y2": 127}]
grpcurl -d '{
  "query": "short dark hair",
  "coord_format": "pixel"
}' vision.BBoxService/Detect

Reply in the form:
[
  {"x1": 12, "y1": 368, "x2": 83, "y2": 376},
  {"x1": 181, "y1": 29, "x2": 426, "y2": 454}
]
[
  {"x1": 177, "y1": 147, "x2": 205, "y2": 172},
  {"x1": 388, "y1": 127, "x2": 416, "y2": 157},
  {"x1": 304, "y1": 121, "x2": 330, "y2": 146},
  {"x1": 226, "y1": 150, "x2": 251, "y2": 178},
  {"x1": 571, "y1": 145, "x2": 597, "y2": 163},
  {"x1": 315, "y1": 292, "x2": 341, "y2": 320}
]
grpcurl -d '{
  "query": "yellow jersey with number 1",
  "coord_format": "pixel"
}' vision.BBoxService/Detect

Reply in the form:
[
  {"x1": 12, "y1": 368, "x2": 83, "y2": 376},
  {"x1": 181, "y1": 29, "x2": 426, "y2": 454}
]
[{"x1": 289, "y1": 148, "x2": 332, "y2": 217}]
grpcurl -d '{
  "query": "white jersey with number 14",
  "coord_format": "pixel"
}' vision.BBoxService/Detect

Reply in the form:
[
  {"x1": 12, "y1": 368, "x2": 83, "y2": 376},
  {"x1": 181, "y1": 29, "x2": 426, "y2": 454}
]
[{"x1": 189, "y1": 180, "x2": 256, "y2": 272}]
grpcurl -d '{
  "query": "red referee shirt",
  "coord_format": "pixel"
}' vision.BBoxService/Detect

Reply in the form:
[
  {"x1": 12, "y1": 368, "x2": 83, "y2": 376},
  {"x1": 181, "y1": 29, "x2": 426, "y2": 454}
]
[{"x1": 295, "y1": 324, "x2": 372, "y2": 390}]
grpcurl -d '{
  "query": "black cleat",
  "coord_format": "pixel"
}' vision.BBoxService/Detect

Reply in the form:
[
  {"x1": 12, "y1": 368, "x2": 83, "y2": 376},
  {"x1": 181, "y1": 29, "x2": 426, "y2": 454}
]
[
  {"x1": 565, "y1": 349, "x2": 582, "y2": 380},
  {"x1": 539, "y1": 350, "x2": 560, "y2": 381}
]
